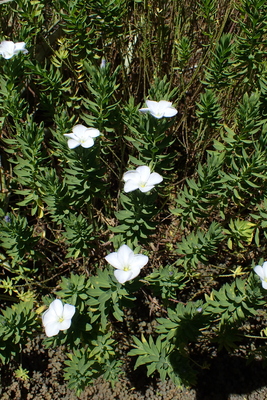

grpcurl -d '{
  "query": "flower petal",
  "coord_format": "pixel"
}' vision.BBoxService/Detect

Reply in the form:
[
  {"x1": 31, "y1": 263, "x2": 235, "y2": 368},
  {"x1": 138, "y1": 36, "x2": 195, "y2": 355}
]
[
  {"x1": 130, "y1": 254, "x2": 149, "y2": 269},
  {"x1": 262, "y1": 280, "x2": 267, "y2": 290},
  {"x1": 151, "y1": 113, "x2": 164, "y2": 119},
  {"x1": 86, "y1": 128, "x2": 100, "y2": 138},
  {"x1": 44, "y1": 322, "x2": 61, "y2": 337},
  {"x1": 163, "y1": 107, "x2": 178, "y2": 117},
  {"x1": 42, "y1": 300, "x2": 74, "y2": 336},
  {"x1": 0, "y1": 41, "x2": 13, "y2": 50},
  {"x1": 139, "y1": 185, "x2": 154, "y2": 192},
  {"x1": 117, "y1": 244, "x2": 133, "y2": 266},
  {"x1": 136, "y1": 166, "x2": 151, "y2": 182},
  {"x1": 139, "y1": 99, "x2": 177, "y2": 118},
  {"x1": 123, "y1": 170, "x2": 139, "y2": 182},
  {"x1": 124, "y1": 180, "x2": 140, "y2": 193},
  {"x1": 145, "y1": 100, "x2": 159, "y2": 113},
  {"x1": 72, "y1": 124, "x2": 87, "y2": 136},
  {"x1": 139, "y1": 107, "x2": 149, "y2": 113},
  {"x1": 114, "y1": 269, "x2": 133, "y2": 284},
  {"x1": 65, "y1": 125, "x2": 100, "y2": 149},
  {"x1": 63, "y1": 304, "x2": 75, "y2": 320},
  {"x1": 105, "y1": 245, "x2": 134, "y2": 270},
  {"x1": 67, "y1": 139, "x2": 80, "y2": 149},
  {"x1": 50, "y1": 299, "x2": 64, "y2": 317},
  {"x1": 158, "y1": 100, "x2": 173, "y2": 108},
  {"x1": 42, "y1": 308, "x2": 57, "y2": 326},
  {"x1": 128, "y1": 267, "x2": 141, "y2": 280},
  {"x1": 105, "y1": 252, "x2": 122, "y2": 269},
  {"x1": 63, "y1": 133, "x2": 78, "y2": 140},
  {"x1": 254, "y1": 265, "x2": 264, "y2": 280},
  {"x1": 81, "y1": 137, "x2": 94, "y2": 148},
  {"x1": 0, "y1": 41, "x2": 15, "y2": 59},
  {"x1": 147, "y1": 172, "x2": 163, "y2": 186},
  {"x1": 59, "y1": 319, "x2": 72, "y2": 331},
  {"x1": 106, "y1": 245, "x2": 149, "y2": 283},
  {"x1": 262, "y1": 261, "x2": 267, "y2": 277},
  {"x1": 14, "y1": 42, "x2": 28, "y2": 54},
  {"x1": 1, "y1": 52, "x2": 14, "y2": 60}
]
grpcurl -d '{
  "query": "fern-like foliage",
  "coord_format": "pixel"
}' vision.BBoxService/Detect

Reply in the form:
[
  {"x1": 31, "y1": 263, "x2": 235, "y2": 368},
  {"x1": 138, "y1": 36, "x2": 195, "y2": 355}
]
[
  {"x1": 82, "y1": 61, "x2": 121, "y2": 133},
  {"x1": 145, "y1": 265, "x2": 186, "y2": 302},
  {"x1": 129, "y1": 335, "x2": 190, "y2": 386},
  {"x1": 63, "y1": 347, "x2": 97, "y2": 396},
  {"x1": 205, "y1": 278, "x2": 264, "y2": 325},
  {"x1": 0, "y1": 213, "x2": 39, "y2": 268},
  {"x1": 111, "y1": 191, "x2": 160, "y2": 246},
  {"x1": 234, "y1": 0, "x2": 267, "y2": 87},
  {"x1": 4, "y1": 116, "x2": 48, "y2": 216},
  {"x1": 176, "y1": 222, "x2": 224, "y2": 271},
  {"x1": 204, "y1": 33, "x2": 236, "y2": 89},
  {"x1": 62, "y1": 213, "x2": 97, "y2": 259},
  {"x1": 129, "y1": 301, "x2": 206, "y2": 387},
  {"x1": 0, "y1": 300, "x2": 37, "y2": 364},
  {"x1": 56, "y1": 273, "x2": 90, "y2": 312},
  {"x1": 64, "y1": 144, "x2": 106, "y2": 208},
  {"x1": 86, "y1": 269, "x2": 136, "y2": 329},
  {"x1": 41, "y1": 169, "x2": 71, "y2": 224},
  {"x1": 156, "y1": 300, "x2": 208, "y2": 344},
  {"x1": 172, "y1": 151, "x2": 224, "y2": 226},
  {"x1": 196, "y1": 89, "x2": 223, "y2": 129},
  {"x1": 224, "y1": 218, "x2": 256, "y2": 250}
]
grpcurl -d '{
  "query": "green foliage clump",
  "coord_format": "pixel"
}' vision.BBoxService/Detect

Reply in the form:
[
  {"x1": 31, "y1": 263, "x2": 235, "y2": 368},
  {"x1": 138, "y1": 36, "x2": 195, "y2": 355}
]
[
  {"x1": 172, "y1": 152, "x2": 225, "y2": 226},
  {"x1": 205, "y1": 278, "x2": 264, "y2": 325},
  {"x1": 145, "y1": 265, "x2": 186, "y2": 301},
  {"x1": 0, "y1": 300, "x2": 37, "y2": 364},
  {"x1": 176, "y1": 222, "x2": 224, "y2": 271},
  {"x1": 0, "y1": 213, "x2": 39, "y2": 268},
  {"x1": 112, "y1": 191, "x2": 160, "y2": 246},
  {"x1": 204, "y1": 33, "x2": 235, "y2": 89},
  {"x1": 62, "y1": 213, "x2": 96, "y2": 258},
  {"x1": 86, "y1": 268, "x2": 136, "y2": 329}
]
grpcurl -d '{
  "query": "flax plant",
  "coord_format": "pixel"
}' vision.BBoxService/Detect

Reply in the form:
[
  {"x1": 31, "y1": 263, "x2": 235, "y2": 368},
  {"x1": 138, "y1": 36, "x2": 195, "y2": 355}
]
[{"x1": 2, "y1": 0, "x2": 267, "y2": 396}]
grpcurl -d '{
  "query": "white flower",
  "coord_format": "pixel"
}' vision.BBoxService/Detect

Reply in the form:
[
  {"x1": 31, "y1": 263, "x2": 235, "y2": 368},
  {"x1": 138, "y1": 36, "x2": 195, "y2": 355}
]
[
  {"x1": 123, "y1": 165, "x2": 163, "y2": 193},
  {"x1": 254, "y1": 261, "x2": 267, "y2": 289},
  {"x1": 100, "y1": 58, "x2": 106, "y2": 68},
  {"x1": 139, "y1": 100, "x2": 177, "y2": 119},
  {"x1": 105, "y1": 244, "x2": 149, "y2": 284},
  {"x1": 64, "y1": 124, "x2": 100, "y2": 149},
  {"x1": 42, "y1": 299, "x2": 75, "y2": 337},
  {"x1": 0, "y1": 40, "x2": 28, "y2": 59}
]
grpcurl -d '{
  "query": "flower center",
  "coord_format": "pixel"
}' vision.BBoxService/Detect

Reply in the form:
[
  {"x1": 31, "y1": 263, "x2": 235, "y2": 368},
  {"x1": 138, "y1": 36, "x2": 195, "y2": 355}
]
[
  {"x1": 123, "y1": 265, "x2": 131, "y2": 271},
  {"x1": 58, "y1": 316, "x2": 64, "y2": 323},
  {"x1": 154, "y1": 106, "x2": 163, "y2": 117},
  {"x1": 80, "y1": 135, "x2": 87, "y2": 144},
  {"x1": 139, "y1": 178, "x2": 148, "y2": 187}
]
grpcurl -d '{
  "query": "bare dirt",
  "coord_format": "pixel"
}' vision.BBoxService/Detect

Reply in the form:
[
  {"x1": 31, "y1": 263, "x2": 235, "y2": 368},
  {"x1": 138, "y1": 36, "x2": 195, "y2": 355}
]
[{"x1": 1, "y1": 335, "x2": 267, "y2": 400}]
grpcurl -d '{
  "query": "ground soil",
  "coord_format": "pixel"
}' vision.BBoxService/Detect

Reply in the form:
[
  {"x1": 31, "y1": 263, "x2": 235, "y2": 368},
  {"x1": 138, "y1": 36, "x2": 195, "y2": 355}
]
[{"x1": 1, "y1": 334, "x2": 267, "y2": 400}]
